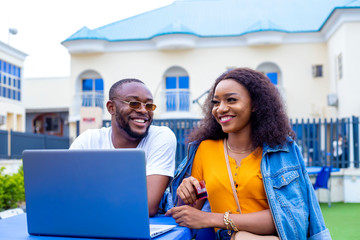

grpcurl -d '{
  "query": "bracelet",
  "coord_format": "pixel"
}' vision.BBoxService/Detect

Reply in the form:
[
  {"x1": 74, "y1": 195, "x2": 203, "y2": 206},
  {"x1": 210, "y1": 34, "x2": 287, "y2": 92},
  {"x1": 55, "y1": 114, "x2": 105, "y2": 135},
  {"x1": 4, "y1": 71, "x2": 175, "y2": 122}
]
[
  {"x1": 228, "y1": 216, "x2": 239, "y2": 232},
  {"x1": 223, "y1": 210, "x2": 232, "y2": 236},
  {"x1": 223, "y1": 210, "x2": 239, "y2": 235}
]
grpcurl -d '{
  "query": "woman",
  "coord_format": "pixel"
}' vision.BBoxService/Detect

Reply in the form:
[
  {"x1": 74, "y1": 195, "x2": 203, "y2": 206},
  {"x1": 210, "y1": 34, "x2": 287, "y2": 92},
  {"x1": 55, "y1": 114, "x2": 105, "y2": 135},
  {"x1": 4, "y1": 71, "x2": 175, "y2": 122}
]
[{"x1": 166, "y1": 68, "x2": 331, "y2": 240}]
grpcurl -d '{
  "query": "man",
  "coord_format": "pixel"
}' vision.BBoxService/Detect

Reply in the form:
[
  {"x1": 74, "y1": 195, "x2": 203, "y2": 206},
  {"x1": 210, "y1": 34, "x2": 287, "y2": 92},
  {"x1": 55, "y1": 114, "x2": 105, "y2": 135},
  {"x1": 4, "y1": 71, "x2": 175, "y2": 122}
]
[{"x1": 70, "y1": 78, "x2": 176, "y2": 217}]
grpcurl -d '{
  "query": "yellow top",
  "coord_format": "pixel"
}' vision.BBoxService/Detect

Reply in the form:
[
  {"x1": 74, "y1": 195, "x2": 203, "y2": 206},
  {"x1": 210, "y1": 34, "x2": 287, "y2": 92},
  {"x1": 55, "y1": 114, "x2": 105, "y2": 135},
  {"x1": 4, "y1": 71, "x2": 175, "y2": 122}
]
[{"x1": 191, "y1": 139, "x2": 269, "y2": 215}]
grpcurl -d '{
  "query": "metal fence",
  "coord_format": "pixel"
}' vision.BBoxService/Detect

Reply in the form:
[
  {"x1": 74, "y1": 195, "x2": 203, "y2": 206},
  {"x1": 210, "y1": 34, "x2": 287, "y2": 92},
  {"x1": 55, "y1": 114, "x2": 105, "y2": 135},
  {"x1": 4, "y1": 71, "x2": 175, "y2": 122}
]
[
  {"x1": 290, "y1": 116, "x2": 359, "y2": 168},
  {"x1": 152, "y1": 117, "x2": 360, "y2": 168},
  {"x1": 0, "y1": 130, "x2": 70, "y2": 159},
  {"x1": 3, "y1": 117, "x2": 359, "y2": 169},
  {"x1": 0, "y1": 130, "x2": 8, "y2": 159}
]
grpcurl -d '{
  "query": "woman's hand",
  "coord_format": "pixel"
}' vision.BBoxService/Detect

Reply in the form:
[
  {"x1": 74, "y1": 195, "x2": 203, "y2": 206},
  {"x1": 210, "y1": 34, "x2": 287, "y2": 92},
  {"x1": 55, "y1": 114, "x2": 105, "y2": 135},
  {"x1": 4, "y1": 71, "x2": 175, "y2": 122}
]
[
  {"x1": 165, "y1": 205, "x2": 210, "y2": 229},
  {"x1": 176, "y1": 176, "x2": 202, "y2": 205}
]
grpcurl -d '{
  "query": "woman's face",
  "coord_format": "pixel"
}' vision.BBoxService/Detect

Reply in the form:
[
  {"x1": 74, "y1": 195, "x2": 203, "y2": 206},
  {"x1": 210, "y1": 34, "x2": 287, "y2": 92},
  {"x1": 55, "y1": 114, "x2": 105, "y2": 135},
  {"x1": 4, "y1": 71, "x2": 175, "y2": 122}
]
[{"x1": 211, "y1": 79, "x2": 252, "y2": 134}]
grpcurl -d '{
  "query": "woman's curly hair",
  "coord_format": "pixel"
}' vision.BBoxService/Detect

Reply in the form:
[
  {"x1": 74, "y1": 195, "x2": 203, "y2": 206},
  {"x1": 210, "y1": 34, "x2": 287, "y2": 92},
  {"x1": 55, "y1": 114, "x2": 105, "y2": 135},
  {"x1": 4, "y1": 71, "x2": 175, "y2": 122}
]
[{"x1": 187, "y1": 67, "x2": 295, "y2": 148}]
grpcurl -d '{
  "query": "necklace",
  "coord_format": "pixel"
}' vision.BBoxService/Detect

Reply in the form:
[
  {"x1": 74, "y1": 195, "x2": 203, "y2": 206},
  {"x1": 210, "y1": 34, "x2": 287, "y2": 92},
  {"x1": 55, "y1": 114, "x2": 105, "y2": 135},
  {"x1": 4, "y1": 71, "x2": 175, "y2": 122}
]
[{"x1": 226, "y1": 139, "x2": 253, "y2": 154}]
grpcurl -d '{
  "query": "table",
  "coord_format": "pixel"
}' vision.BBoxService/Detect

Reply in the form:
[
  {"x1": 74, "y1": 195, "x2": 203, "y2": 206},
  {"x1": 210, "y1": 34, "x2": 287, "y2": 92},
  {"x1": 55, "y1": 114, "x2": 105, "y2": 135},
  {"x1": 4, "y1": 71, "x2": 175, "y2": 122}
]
[
  {"x1": 306, "y1": 166, "x2": 340, "y2": 175},
  {"x1": 0, "y1": 213, "x2": 191, "y2": 240}
]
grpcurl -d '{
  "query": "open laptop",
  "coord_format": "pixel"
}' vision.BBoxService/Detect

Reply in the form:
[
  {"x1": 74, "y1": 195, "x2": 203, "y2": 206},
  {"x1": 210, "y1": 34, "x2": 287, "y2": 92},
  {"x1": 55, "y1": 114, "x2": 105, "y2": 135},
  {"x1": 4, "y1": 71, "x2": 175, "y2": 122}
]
[{"x1": 22, "y1": 149, "x2": 176, "y2": 239}]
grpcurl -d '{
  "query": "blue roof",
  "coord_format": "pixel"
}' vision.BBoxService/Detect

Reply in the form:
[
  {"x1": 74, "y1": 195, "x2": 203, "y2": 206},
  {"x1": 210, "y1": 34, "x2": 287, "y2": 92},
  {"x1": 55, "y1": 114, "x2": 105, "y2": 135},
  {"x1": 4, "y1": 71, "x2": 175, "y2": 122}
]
[{"x1": 63, "y1": 0, "x2": 360, "y2": 42}]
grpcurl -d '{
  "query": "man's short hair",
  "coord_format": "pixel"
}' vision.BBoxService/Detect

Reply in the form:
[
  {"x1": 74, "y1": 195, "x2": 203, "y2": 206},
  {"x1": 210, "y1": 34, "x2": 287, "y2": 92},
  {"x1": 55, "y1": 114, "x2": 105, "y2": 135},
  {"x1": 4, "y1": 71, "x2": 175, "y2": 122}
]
[{"x1": 109, "y1": 78, "x2": 144, "y2": 100}]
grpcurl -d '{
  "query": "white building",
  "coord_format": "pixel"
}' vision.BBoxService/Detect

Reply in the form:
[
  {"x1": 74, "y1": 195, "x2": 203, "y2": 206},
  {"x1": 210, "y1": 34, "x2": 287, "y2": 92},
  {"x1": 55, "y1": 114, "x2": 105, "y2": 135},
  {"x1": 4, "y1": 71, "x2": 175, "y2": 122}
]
[
  {"x1": 61, "y1": 0, "x2": 360, "y2": 140},
  {"x1": 0, "y1": 41, "x2": 27, "y2": 132}
]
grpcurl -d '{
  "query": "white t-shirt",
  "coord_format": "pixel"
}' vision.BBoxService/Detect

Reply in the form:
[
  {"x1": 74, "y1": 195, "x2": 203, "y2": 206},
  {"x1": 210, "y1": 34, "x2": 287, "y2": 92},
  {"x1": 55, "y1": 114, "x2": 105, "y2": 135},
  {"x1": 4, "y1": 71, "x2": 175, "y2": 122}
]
[{"x1": 70, "y1": 125, "x2": 176, "y2": 177}]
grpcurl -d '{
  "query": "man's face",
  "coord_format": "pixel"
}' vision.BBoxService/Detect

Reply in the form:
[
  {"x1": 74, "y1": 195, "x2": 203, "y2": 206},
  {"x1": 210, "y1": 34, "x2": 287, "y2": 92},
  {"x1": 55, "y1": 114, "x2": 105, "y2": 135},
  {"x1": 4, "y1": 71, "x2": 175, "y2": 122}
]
[{"x1": 110, "y1": 82, "x2": 154, "y2": 140}]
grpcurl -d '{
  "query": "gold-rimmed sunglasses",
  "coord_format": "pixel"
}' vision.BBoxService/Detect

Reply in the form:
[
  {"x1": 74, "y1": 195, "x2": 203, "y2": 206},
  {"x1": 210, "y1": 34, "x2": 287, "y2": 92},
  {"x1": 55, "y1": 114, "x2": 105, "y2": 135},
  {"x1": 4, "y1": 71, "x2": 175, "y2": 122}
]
[{"x1": 112, "y1": 98, "x2": 157, "y2": 111}]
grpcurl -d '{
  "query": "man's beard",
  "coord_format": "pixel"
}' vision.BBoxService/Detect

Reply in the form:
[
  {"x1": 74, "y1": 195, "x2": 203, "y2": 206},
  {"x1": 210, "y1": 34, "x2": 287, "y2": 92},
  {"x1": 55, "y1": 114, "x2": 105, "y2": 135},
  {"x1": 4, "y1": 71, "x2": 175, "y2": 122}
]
[
  {"x1": 115, "y1": 110, "x2": 151, "y2": 139},
  {"x1": 121, "y1": 120, "x2": 150, "y2": 139}
]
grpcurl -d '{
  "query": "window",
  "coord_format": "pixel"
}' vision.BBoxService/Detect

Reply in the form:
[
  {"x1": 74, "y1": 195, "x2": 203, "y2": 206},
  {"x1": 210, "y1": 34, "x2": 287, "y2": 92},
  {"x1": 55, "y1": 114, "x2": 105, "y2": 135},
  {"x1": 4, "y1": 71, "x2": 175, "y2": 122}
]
[
  {"x1": 81, "y1": 78, "x2": 104, "y2": 108},
  {"x1": 33, "y1": 113, "x2": 63, "y2": 136},
  {"x1": 45, "y1": 116, "x2": 60, "y2": 132},
  {"x1": 0, "y1": 59, "x2": 21, "y2": 101},
  {"x1": 165, "y1": 75, "x2": 190, "y2": 112},
  {"x1": 312, "y1": 65, "x2": 323, "y2": 78},
  {"x1": 266, "y1": 72, "x2": 278, "y2": 85},
  {"x1": 256, "y1": 62, "x2": 286, "y2": 103},
  {"x1": 257, "y1": 62, "x2": 280, "y2": 86}
]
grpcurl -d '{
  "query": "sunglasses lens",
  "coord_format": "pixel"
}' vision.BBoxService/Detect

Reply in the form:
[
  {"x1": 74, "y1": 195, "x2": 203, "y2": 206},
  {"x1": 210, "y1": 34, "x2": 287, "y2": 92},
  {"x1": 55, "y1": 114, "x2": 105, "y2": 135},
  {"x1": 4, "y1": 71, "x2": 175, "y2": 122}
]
[
  {"x1": 146, "y1": 104, "x2": 156, "y2": 111},
  {"x1": 129, "y1": 101, "x2": 141, "y2": 109}
]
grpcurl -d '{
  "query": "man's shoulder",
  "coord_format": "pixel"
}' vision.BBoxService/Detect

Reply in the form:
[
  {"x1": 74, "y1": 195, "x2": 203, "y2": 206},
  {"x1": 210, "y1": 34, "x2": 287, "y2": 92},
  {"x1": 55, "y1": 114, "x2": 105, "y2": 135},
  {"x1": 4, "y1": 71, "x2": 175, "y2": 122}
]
[
  {"x1": 148, "y1": 125, "x2": 175, "y2": 137},
  {"x1": 81, "y1": 127, "x2": 111, "y2": 137}
]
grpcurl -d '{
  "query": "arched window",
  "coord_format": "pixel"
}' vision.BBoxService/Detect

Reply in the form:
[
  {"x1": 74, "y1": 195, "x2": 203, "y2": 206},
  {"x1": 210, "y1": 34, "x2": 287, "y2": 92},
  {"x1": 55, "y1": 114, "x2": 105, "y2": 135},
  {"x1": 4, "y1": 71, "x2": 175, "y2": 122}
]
[
  {"x1": 78, "y1": 71, "x2": 104, "y2": 109},
  {"x1": 256, "y1": 62, "x2": 285, "y2": 101},
  {"x1": 164, "y1": 67, "x2": 190, "y2": 112},
  {"x1": 256, "y1": 62, "x2": 281, "y2": 86}
]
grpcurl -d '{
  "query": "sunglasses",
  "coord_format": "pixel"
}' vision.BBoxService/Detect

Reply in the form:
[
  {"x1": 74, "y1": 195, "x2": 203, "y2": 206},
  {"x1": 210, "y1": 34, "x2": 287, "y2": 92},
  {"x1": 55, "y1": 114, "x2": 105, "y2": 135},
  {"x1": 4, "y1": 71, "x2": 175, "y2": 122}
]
[{"x1": 112, "y1": 98, "x2": 157, "y2": 111}]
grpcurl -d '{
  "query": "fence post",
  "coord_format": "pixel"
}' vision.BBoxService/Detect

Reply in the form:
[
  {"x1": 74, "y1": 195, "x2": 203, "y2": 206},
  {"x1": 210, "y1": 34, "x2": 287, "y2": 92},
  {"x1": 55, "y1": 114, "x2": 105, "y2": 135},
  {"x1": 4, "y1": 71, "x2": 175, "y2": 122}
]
[
  {"x1": 353, "y1": 116, "x2": 359, "y2": 168},
  {"x1": 8, "y1": 129, "x2": 11, "y2": 159}
]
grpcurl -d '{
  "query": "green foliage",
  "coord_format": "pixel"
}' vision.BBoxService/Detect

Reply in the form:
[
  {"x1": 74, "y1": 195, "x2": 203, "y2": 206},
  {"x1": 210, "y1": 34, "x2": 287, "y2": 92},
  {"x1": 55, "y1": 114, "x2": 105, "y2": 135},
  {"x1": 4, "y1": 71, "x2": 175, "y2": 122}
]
[{"x1": 0, "y1": 165, "x2": 25, "y2": 211}]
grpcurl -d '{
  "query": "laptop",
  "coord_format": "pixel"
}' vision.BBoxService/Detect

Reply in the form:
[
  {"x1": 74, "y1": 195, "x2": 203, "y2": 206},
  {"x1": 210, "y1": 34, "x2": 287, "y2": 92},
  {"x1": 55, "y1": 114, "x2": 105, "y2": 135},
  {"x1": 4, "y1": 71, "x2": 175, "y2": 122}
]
[{"x1": 22, "y1": 149, "x2": 176, "y2": 239}]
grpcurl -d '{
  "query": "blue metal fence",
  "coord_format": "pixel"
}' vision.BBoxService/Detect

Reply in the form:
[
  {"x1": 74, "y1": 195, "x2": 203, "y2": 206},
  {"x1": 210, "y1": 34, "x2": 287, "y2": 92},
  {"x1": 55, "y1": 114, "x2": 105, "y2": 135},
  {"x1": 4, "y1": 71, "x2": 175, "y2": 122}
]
[
  {"x1": 290, "y1": 117, "x2": 359, "y2": 168},
  {"x1": 353, "y1": 116, "x2": 360, "y2": 168},
  {"x1": 0, "y1": 130, "x2": 8, "y2": 158},
  {"x1": 4, "y1": 117, "x2": 359, "y2": 168},
  {"x1": 151, "y1": 117, "x2": 359, "y2": 168},
  {"x1": 0, "y1": 130, "x2": 70, "y2": 159}
]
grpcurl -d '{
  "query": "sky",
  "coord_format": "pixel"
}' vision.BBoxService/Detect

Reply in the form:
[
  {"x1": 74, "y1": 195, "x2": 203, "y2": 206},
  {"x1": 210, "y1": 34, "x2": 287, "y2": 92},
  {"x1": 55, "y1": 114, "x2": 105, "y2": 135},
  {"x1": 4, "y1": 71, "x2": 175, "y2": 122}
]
[{"x1": 0, "y1": 0, "x2": 174, "y2": 78}]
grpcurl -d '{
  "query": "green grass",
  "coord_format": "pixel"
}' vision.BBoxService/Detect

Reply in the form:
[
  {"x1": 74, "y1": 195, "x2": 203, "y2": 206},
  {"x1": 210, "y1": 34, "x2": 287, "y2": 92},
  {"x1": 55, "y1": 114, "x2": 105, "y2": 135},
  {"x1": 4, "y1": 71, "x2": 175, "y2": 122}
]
[{"x1": 320, "y1": 202, "x2": 360, "y2": 240}]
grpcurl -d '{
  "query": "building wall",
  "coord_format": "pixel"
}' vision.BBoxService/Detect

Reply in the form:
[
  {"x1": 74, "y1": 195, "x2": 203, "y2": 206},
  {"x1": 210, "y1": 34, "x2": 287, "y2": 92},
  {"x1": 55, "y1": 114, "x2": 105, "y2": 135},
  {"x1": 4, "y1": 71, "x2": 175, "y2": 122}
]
[
  {"x1": 69, "y1": 41, "x2": 330, "y2": 121},
  {"x1": 0, "y1": 102, "x2": 25, "y2": 131},
  {"x1": 340, "y1": 22, "x2": 360, "y2": 117},
  {"x1": 22, "y1": 76, "x2": 71, "y2": 137},
  {"x1": 327, "y1": 22, "x2": 360, "y2": 118},
  {"x1": 22, "y1": 77, "x2": 71, "y2": 109},
  {"x1": 0, "y1": 42, "x2": 27, "y2": 132}
]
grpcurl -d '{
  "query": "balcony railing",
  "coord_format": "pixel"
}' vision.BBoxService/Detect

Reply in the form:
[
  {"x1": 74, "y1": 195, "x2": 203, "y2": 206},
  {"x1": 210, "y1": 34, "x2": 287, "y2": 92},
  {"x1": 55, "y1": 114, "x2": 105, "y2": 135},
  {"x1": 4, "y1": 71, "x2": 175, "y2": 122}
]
[
  {"x1": 71, "y1": 92, "x2": 105, "y2": 119},
  {"x1": 81, "y1": 92, "x2": 104, "y2": 109},
  {"x1": 165, "y1": 90, "x2": 190, "y2": 112}
]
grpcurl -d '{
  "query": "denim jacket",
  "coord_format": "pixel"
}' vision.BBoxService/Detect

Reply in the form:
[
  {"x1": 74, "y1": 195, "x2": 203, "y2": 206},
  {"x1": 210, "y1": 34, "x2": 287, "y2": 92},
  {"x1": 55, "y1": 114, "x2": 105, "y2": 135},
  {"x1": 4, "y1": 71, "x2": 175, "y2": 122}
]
[{"x1": 170, "y1": 140, "x2": 332, "y2": 240}]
